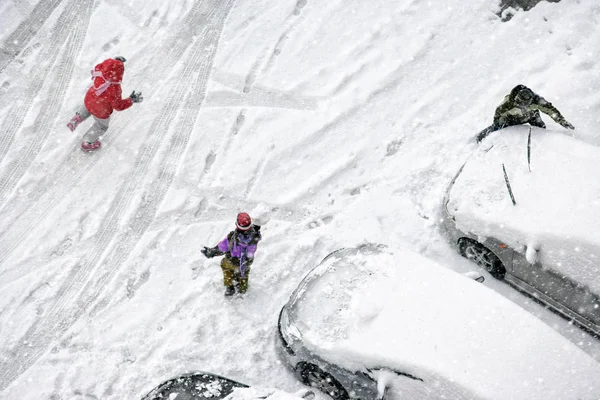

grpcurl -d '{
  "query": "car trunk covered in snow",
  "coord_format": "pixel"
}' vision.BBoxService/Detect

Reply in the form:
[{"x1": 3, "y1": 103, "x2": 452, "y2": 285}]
[{"x1": 289, "y1": 246, "x2": 600, "y2": 399}]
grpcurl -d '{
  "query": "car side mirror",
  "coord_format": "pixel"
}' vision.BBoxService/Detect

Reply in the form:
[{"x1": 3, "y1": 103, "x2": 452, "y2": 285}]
[
  {"x1": 525, "y1": 245, "x2": 538, "y2": 265},
  {"x1": 370, "y1": 367, "x2": 422, "y2": 399},
  {"x1": 377, "y1": 385, "x2": 388, "y2": 400},
  {"x1": 374, "y1": 371, "x2": 392, "y2": 400},
  {"x1": 462, "y1": 271, "x2": 485, "y2": 283}
]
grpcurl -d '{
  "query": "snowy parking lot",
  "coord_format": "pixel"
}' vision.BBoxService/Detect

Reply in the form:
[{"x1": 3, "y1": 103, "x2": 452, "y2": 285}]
[{"x1": 1, "y1": 0, "x2": 599, "y2": 398}]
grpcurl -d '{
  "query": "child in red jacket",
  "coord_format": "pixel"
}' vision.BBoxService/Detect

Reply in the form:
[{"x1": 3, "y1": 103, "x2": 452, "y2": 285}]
[{"x1": 67, "y1": 56, "x2": 143, "y2": 152}]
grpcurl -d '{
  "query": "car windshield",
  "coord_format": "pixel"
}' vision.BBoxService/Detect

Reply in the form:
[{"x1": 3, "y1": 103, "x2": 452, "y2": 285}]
[
  {"x1": 288, "y1": 245, "x2": 384, "y2": 344},
  {"x1": 290, "y1": 254, "x2": 370, "y2": 344}
]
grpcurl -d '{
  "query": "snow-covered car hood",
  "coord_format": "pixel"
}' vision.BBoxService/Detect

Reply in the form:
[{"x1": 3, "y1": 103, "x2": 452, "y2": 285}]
[
  {"x1": 287, "y1": 245, "x2": 600, "y2": 399},
  {"x1": 447, "y1": 127, "x2": 600, "y2": 294}
]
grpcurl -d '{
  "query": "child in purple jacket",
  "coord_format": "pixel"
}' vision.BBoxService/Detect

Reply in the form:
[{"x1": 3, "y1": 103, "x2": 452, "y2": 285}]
[{"x1": 202, "y1": 212, "x2": 262, "y2": 296}]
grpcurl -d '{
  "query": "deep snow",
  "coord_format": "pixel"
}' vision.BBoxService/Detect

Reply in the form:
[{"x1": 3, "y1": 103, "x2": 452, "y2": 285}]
[{"x1": 0, "y1": 0, "x2": 600, "y2": 399}]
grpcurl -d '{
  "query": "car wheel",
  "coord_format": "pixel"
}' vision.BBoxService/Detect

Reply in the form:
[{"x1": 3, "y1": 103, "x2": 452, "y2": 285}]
[
  {"x1": 296, "y1": 362, "x2": 349, "y2": 400},
  {"x1": 458, "y1": 238, "x2": 506, "y2": 279}
]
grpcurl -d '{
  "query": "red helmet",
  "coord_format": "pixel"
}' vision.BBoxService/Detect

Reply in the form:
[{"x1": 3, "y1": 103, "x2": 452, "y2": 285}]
[{"x1": 236, "y1": 212, "x2": 252, "y2": 230}]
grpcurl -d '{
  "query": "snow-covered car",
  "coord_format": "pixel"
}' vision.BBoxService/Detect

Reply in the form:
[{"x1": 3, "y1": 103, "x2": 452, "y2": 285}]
[
  {"x1": 441, "y1": 127, "x2": 600, "y2": 337},
  {"x1": 141, "y1": 371, "x2": 314, "y2": 400},
  {"x1": 276, "y1": 244, "x2": 600, "y2": 400}
]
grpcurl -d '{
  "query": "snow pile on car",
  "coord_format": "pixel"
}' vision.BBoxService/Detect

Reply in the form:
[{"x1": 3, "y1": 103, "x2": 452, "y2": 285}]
[
  {"x1": 448, "y1": 127, "x2": 600, "y2": 293},
  {"x1": 292, "y1": 246, "x2": 600, "y2": 399}
]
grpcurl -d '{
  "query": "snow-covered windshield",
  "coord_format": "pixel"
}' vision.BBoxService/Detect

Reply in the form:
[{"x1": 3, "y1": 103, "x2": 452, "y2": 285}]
[{"x1": 290, "y1": 249, "x2": 375, "y2": 345}]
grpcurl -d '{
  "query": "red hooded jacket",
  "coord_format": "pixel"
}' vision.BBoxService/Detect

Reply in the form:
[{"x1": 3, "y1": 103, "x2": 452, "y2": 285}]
[{"x1": 84, "y1": 58, "x2": 133, "y2": 119}]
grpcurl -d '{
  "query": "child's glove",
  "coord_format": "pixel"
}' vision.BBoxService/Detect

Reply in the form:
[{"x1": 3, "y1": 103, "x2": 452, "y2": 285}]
[
  {"x1": 201, "y1": 246, "x2": 218, "y2": 258},
  {"x1": 130, "y1": 90, "x2": 144, "y2": 103}
]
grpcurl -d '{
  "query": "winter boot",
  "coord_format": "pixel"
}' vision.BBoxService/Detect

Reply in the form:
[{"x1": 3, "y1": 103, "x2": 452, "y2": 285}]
[
  {"x1": 237, "y1": 278, "x2": 249, "y2": 294},
  {"x1": 81, "y1": 140, "x2": 101, "y2": 152},
  {"x1": 224, "y1": 285, "x2": 235, "y2": 297},
  {"x1": 67, "y1": 113, "x2": 84, "y2": 132}
]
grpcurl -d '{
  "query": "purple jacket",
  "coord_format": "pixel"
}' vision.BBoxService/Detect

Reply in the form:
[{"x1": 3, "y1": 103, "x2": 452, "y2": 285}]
[{"x1": 216, "y1": 226, "x2": 261, "y2": 268}]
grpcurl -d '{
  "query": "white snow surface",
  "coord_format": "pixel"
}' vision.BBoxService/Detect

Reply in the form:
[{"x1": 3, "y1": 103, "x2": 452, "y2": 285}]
[
  {"x1": 0, "y1": 0, "x2": 600, "y2": 399},
  {"x1": 226, "y1": 387, "x2": 310, "y2": 400},
  {"x1": 448, "y1": 127, "x2": 600, "y2": 293},
  {"x1": 292, "y1": 247, "x2": 600, "y2": 399}
]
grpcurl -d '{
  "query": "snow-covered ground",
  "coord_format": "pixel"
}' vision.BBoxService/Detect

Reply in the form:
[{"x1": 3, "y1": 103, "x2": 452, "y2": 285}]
[{"x1": 0, "y1": 0, "x2": 599, "y2": 398}]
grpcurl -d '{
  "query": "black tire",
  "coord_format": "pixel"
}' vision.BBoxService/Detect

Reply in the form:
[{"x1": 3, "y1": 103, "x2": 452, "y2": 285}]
[
  {"x1": 458, "y1": 238, "x2": 506, "y2": 279},
  {"x1": 296, "y1": 362, "x2": 349, "y2": 400}
]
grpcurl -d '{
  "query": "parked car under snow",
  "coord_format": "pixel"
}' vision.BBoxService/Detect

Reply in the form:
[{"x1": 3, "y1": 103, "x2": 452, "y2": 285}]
[
  {"x1": 141, "y1": 371, "x2": 314, "y2": 400},
  {"x1": 277, "y1": 244, "x2": 600, "y2": 400},
  {"x1": 442, "y1": 127, "x2": 600, "y2": 337}
]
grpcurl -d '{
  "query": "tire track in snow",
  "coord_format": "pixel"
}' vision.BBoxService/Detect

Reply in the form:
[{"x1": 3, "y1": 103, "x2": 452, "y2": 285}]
[
  {"x1": 0, "y1": 0, "x2": 63, "y2": 73},
  {"x1": 0, "y1": 0, "x2": 93, "y2": 207},
  {"x1": 0, "y1": 0, "x2": 95, "y2": 263},
  {"x1": 69, "y1": 0, "x2": 233, "y2": 352},
  {"x1": 0, "y1": 0, "x2": 235, "y2": 391},
  {"x1": 88, "y1": 0, "x2": 234, "y2": 308},
  {"x1": 0, "y1": 0, "x2": 227, "y2": 285},
  {"x1": 0, "y1": 0, "x2": 83, "y2": 167},
  {"x1": 0, "y1": 0, "x2": 221, "y2": 272},
  {"x1": 0, "y1": 0, "x2": 217, "y2": 229},
  {"x1": 11, "y1": 0, "x2": 32, "y2": 16}
]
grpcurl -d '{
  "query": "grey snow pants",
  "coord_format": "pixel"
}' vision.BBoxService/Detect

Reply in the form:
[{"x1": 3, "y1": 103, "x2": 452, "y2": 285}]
[{"x1": 77, "y1": 105, "x2": 110, "y2": 143}]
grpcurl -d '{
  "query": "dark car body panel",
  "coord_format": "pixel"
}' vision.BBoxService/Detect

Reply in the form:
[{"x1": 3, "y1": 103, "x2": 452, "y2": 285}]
[{"x1": 141, "y1": 371, "x2": 248, "y2": 400}]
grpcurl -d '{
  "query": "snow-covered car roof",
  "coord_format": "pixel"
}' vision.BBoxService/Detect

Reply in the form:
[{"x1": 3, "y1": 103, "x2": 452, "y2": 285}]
[
  {"x1": 288, "y1": 244, "x2": 600, "y2": 399},
  {"x1": 447, "y1": 127, "x2": 600, "y2": 293}
]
